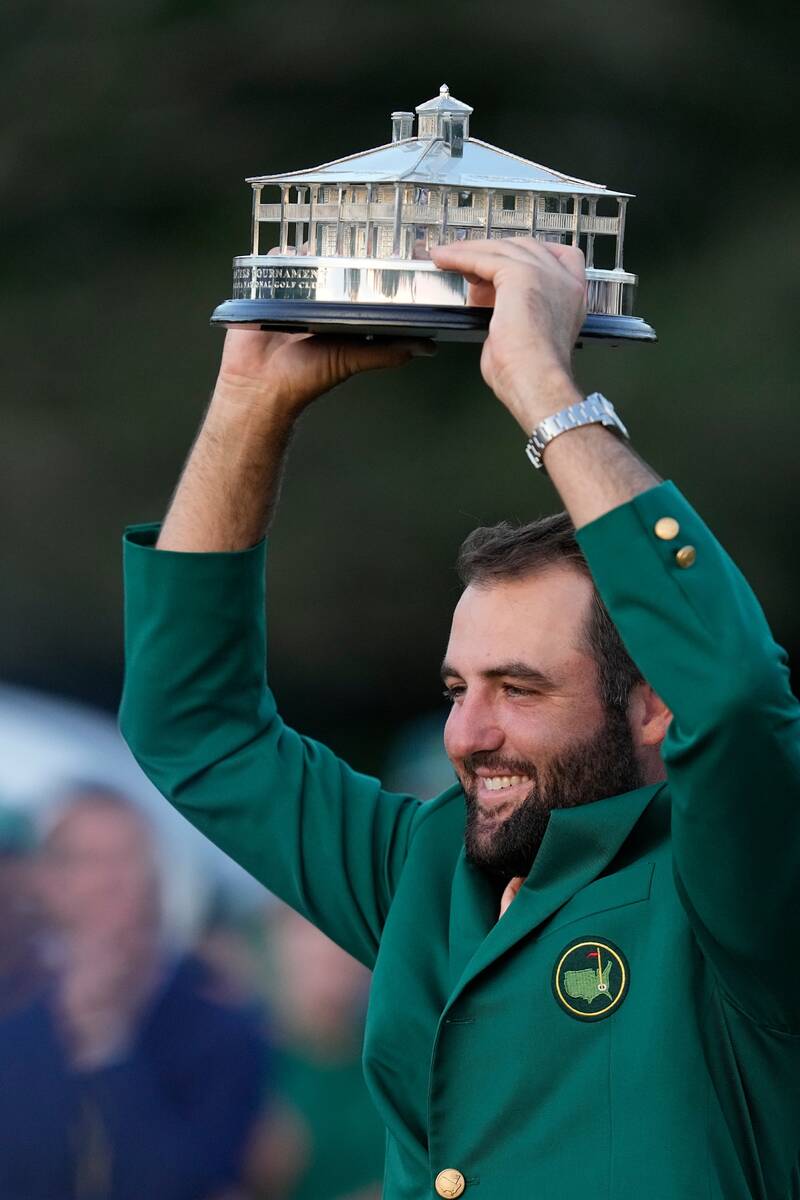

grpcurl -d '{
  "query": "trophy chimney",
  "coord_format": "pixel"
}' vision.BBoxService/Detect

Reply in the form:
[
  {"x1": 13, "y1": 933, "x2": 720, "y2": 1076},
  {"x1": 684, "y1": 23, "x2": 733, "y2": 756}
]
[
  {"x1": 391, "y1": 111, "x2": 414, "y2": 142},
  {"x1": 443, "y1": 114, "x2": 465, "y2": 157}
]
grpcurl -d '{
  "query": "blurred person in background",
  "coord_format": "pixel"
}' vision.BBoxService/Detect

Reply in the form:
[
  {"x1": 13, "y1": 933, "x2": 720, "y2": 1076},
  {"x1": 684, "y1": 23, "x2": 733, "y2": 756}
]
[
  {"x1": 0, "y1": 805, "x2": 45, "y2": 1019},
  {"x1": 0, "y1": 783, "x2": 267, "y2": 1200},
  {"x1": 246, "y1": 906, "x2": 383, "y2": 1200}
]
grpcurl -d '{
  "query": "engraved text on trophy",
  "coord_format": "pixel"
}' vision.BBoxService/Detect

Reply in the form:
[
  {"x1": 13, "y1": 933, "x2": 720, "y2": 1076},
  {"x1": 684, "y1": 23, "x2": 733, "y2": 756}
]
[{"x1": 233, "y1": 264, "x2": 323, "y2": 301}]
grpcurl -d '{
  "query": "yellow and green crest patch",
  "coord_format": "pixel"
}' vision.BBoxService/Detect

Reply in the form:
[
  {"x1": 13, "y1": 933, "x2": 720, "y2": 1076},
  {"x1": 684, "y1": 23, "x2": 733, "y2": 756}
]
[{"x1": 552, "y1": 937, "x2": 629, "y2": 1021}]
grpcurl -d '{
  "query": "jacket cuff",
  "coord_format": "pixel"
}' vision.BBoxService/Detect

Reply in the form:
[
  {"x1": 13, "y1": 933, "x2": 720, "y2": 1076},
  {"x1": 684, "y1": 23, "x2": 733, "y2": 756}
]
[
  {"x1": 575, "y1": 480, "x2": 708, "y2": 627},
  {"x1": 122, "y1": 524, "x2": 267, "y2": 628}
]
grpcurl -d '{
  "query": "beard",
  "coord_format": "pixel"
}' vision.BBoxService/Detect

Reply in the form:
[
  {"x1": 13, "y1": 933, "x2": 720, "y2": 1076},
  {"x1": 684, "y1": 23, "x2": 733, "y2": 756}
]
[{"x1": 462, "y1": 705, "x2": 644, "y2": 880}]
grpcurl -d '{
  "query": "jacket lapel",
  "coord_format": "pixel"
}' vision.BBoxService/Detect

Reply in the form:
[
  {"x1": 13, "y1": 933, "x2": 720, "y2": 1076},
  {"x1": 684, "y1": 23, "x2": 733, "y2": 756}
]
[
  {"x1": 447, "y1": 851, "x2": 500, "y2": 992},
  {"x1": 444, "y1": 783, "x2": 663, "y2": 1011}
]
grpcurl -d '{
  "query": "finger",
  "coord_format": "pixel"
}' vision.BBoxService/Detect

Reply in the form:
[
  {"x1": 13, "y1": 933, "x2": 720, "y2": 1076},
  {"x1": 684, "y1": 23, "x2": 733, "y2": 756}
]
[
  {"x1": 431, "y1": 236, "x2": 563, "y2": 281},
  {"x1": 465, "y1": 238, "x2": 587, "y2": 300},
  {"x1": 345, "y1": 340, "x2": 438, "y2": 375},
  {"x1": 308, "y1": 333, "x2": 435, "y2": 353},
  {"x1": 466, "y1": 280, "x2": 496, "y2": 307},
  {"x1": 538, "y1": 242, "x2": 587, "y2": 284},
  {"x1": 307, "y1": 336, "x2": 437, "y2": 374},
  {"x1": 434, "y1": 236, "x2": 585, "y2": 281},
  {"x1": 221, "y1": 327, "x2": 303, "y2": 366},
  {"x1": 476, "y1": 237, "x2": 583, "y2": 281},
  {"x1": 354, "y1": 337, "x2": 437, "y2": 362},
  {"x1": 429, "y1": 243, "x2": 517, "y2": 284},
  {"x1": 433, "y1": 236, "x2": 542, "y2": 263}
]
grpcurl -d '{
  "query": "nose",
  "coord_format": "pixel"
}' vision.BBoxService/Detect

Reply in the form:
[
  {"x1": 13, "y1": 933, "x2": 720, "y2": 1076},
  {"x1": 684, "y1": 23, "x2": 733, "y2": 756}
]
[{"x1": 444, "y1": 693, "x2": 505, "y2": 763}]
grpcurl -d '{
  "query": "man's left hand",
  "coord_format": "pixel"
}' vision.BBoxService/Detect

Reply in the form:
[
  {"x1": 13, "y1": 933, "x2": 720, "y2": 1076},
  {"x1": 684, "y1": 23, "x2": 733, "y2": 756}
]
[{"x1": 429, "y1": 238, "x2": 586, "y2": 432}]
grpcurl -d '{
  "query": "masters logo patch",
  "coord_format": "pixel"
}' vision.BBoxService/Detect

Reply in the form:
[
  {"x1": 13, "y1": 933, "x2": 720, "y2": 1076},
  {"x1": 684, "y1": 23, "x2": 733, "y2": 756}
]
[{"x1": 552, "y1": 937, "x2": 629, "y2": 1021}]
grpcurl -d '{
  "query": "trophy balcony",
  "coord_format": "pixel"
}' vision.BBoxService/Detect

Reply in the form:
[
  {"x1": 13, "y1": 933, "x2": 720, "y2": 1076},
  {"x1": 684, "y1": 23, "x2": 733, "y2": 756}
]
[{"x1": 257, "y1": 202, "x2": 620, "y2": 236}]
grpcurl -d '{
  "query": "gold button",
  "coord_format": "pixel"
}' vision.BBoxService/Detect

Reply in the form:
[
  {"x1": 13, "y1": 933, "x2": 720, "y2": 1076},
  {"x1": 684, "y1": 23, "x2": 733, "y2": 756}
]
[
  {"x1": 675, "y1": 545, "x2": 697, "y2": 568},
  {"x1": 654, "y1": 517, "x2": 680, "y2": 541},
  {"x1": 435, "y1": 1168, "x2": 466, "y2": 1198}
]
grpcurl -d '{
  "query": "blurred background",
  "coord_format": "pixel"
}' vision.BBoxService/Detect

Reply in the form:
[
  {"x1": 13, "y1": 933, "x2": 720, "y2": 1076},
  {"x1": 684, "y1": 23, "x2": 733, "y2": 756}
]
[{"x1": 1, "y1": 0, "x2": 798, "y2": 1195}]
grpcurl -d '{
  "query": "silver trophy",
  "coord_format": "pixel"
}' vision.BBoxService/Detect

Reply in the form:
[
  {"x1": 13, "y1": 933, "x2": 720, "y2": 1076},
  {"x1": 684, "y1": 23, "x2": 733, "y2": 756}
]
[{"x1": 211, "y1": 85, "x2": 655, "y2": 345}]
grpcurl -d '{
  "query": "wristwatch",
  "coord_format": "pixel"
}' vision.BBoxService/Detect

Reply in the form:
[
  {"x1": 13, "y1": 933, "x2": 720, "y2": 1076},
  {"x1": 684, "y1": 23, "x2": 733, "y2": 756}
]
[{"x1": 525, "y1": 392, "x2": 630, "y2": 471}]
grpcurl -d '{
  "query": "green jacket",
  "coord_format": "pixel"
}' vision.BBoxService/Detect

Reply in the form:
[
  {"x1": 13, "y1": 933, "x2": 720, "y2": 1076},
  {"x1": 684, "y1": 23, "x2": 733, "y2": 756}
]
[{"x1": 120, "y1": 482, "x2": 800, "y2": 1200}]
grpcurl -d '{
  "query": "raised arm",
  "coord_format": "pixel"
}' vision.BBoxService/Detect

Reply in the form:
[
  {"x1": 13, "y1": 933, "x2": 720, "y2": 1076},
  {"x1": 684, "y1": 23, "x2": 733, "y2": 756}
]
[
  {"x1": 432, "y1": 238, "x2": 800, "y2": 1031},
  {"x1": 121, "y1": 330, "x2": 434, "y2": 966},
  {"x1": 429, "y1": 238, "x2": 660, "y2": 520}
]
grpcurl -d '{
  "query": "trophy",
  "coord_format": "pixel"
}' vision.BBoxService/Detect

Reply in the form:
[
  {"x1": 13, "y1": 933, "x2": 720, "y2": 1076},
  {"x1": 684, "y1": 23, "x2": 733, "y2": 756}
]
[{"x1": 211, "y1": 85, "x2": 656, "y2": 345}]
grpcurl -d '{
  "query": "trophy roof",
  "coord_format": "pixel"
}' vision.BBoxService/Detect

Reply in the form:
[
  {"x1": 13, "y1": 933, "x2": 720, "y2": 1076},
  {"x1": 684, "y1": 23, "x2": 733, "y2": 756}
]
[
  {"x1": 414, "y1": 83, "x2": 474, "y2": 115},
  {"x1": 247, "y1": 136, "x2": 630, "y2": 197}
]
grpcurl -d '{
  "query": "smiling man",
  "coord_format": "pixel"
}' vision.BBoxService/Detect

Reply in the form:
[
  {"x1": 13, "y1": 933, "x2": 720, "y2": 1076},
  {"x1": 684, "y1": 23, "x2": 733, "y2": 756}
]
[
  {"x1": 441, "y1": 519, "x2": 667, "y2": 911},
  {"x1": 120, "y1": 238, "x2": 800, "y2": 1199}
]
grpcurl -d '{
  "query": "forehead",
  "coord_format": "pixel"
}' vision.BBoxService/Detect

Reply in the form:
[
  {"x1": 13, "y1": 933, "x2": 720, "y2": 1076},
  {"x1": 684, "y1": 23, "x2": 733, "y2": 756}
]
[
  {"x1": 446, "y1": 565, "x2": 594, "y2": 673},
  {"x1": 47, "y1": 802, "x2": 149, "y2": 855}
]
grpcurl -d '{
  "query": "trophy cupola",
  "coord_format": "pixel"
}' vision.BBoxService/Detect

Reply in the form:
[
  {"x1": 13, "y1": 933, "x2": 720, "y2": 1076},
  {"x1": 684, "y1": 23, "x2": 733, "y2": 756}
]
[
  {"x1": 415, "y1": 84, "x2": 473, "y2": 142},
  {"x1": 391, "y1": 111, "x2": 414, "y2": 142}
]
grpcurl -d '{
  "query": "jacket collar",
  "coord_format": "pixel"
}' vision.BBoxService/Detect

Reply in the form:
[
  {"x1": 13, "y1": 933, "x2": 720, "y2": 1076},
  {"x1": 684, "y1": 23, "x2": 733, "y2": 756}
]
[{"x1": 445, "y1": 783, "x2": 663, "y2": 1007}]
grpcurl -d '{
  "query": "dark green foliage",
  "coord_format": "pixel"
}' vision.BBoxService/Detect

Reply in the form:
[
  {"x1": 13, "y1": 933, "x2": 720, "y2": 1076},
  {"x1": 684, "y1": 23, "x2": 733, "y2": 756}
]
[{"x1": 1, "y1": 0, "x2": 798, "y2": 766}]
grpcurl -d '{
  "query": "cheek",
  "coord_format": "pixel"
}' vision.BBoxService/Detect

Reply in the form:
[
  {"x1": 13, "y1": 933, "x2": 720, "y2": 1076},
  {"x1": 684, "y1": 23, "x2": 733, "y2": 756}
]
[
  {"x1": 501, "y1": 707, "x2": 579, "y2": 761},
  {"x1": 442, "y1": 708, "x2": 459, "y2": 760}
]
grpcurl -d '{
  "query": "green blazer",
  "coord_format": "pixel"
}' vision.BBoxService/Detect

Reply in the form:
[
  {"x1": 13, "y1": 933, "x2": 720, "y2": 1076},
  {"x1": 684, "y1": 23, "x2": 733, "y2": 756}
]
[{"x1": 120, "y1": 482, "x2": 800, "y2": 1200}]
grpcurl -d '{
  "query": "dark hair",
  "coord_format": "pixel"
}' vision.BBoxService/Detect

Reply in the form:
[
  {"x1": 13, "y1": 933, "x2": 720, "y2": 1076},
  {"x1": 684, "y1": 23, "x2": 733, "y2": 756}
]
[{"x1": 456, "y1": 512, "x2": 643, "y2": 712}]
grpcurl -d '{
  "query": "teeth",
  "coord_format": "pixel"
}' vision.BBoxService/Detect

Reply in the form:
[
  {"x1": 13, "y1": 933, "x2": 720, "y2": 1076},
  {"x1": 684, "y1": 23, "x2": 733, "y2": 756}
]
[{"x1": 483, "y1": 775, "x2": 530, "y2": 791}]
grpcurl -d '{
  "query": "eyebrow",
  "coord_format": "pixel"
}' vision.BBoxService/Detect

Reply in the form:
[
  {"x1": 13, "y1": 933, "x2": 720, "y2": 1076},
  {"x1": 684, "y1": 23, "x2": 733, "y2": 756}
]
[{"x1": 440, "y1": 659, "x2": 557, "y2": 689}]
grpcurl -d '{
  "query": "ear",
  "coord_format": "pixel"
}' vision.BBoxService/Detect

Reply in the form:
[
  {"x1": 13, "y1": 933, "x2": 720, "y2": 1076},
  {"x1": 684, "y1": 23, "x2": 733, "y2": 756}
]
[{"x1": 628, "y1": 682, "x2": 672, "y2": 751}]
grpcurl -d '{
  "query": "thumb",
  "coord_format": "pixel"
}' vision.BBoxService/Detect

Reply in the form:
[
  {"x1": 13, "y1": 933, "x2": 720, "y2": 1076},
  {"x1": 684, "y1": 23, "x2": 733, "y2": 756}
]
[
  {"x1": 311, "y1": 336, "x2": 437, "y2": 378},
  {"x1": 356, "y1": 338, "x2": 438, "y2": 371}
]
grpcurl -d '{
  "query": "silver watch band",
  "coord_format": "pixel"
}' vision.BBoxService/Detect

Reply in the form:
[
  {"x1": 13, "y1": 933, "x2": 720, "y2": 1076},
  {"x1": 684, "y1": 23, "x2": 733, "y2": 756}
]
[{"x1": 524, "y1": 392, "x2": 630, "y2": 471}]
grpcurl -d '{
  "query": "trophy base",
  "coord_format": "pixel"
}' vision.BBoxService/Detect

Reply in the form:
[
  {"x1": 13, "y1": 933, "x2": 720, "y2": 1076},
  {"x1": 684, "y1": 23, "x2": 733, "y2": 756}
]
[{"x1": 210, "y1": 300, "x2": 656, "y2": 346}]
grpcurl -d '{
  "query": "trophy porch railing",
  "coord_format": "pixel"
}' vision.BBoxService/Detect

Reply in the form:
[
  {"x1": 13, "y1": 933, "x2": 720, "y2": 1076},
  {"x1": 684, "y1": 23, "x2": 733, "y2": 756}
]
[{"x1": 251, "y1": 187, "x2": 628, "y2": 271}]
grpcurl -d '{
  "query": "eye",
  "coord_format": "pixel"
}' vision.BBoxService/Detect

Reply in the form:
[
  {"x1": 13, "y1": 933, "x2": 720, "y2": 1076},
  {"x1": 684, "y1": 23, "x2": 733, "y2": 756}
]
[
  {"x1": 502, "y1": 683, "x2": 539, "y2": 698},
  {"x1": 442, "y1": 684, "x2": 465, "y2": 703}
]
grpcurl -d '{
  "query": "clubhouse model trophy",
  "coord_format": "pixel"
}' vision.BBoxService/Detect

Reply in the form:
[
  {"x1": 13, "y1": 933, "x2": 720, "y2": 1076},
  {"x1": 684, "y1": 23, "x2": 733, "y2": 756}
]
[{"x1": 211, "y1": 85, "x2": 656, "y2": 344}]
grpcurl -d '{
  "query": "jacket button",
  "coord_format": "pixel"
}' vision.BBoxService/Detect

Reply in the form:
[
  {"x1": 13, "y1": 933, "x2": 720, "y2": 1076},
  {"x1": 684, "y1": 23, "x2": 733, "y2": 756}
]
[
  {"x1": 654, "y1": 517, "x2": 680, "y2": 540},
  {"x1": 675, "y1": 545, "x2": 697, "y2": 568},
  {"x1": 435, "y1": 1168, "x2": 466, "y2": 1197}
]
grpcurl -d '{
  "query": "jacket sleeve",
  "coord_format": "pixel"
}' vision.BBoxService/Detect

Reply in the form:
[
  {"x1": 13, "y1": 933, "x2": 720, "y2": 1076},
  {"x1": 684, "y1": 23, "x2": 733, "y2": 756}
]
[
  {"x1": 576, "y1": 481, "x2": 800, "y2": 1033},
  {"x1": 119, "y1": 525, "x2": 425, "y2": 969}
]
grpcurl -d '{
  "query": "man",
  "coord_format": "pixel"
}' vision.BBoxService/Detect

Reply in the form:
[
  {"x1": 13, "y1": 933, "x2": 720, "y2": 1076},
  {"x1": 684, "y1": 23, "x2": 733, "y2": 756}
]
[
  {"x1": 120, "y1": 239, "x2": 800, "y2": 1199},
  {"x1": 0, "y1": 784, "x2": 266, "y2": 1200},
  {"x1": 0, "y1": 804, "x2": 44, "y2": 1018}
]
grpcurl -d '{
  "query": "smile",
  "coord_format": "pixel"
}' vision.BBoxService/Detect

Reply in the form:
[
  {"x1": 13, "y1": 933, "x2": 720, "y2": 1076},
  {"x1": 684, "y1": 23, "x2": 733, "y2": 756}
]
[{"x1": 481, "y1": 775, "x2": 532, "y2": 792}]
